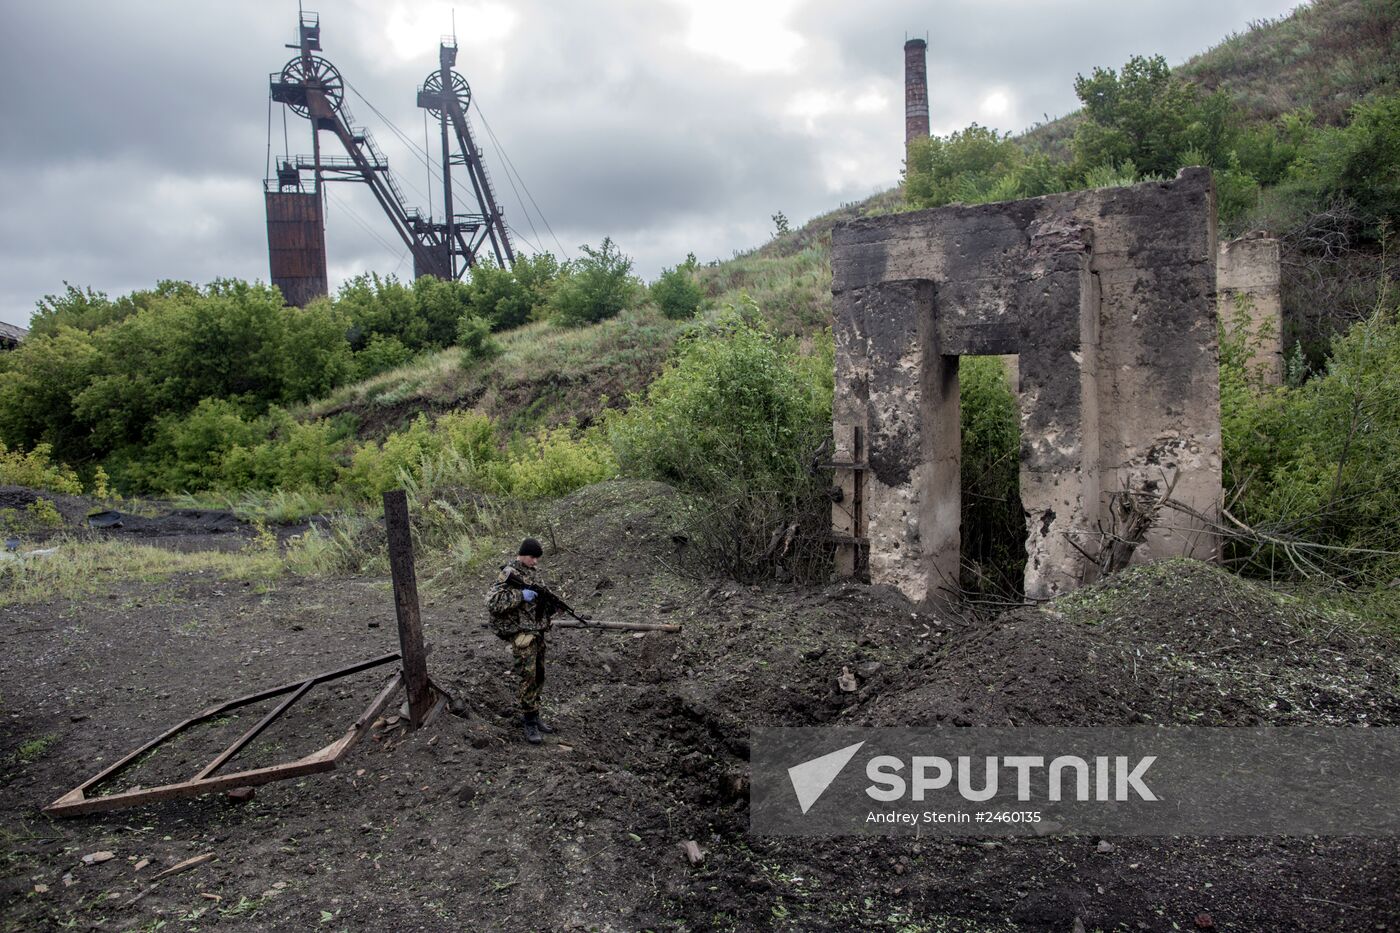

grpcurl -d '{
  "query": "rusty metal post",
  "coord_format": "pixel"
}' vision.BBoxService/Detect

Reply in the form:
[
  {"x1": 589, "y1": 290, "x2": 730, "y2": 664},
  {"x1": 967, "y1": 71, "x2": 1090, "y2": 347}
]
[{"x1": 383, "y1": 490, "x2": 433, "y2": 727}]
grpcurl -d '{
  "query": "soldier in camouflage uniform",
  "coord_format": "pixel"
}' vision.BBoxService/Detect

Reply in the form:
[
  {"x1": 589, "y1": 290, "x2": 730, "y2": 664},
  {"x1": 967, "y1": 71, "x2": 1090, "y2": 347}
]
[{"x1": 486, "y1": 537, "x2": 557, "y2": 744}]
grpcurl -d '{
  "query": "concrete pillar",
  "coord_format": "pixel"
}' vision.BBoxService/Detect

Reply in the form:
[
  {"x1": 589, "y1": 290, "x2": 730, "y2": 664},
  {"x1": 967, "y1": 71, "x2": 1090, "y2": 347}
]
[
  {"x1": 833, "y1": 278, "x2": 959, "y2": 605},
  {"x1": 1217, "y1": 232, "x2": 1283, "y2": 384}
]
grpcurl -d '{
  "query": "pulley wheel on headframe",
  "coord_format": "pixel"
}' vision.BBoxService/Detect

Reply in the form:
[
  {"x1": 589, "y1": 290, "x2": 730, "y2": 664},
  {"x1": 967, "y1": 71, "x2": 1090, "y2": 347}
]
[
  {"x1": 279, "y1": 55, "x2": 346, "y2": 117},
  {"x1": 421, "y1": 71, "x2": 471, "y2": 118}
]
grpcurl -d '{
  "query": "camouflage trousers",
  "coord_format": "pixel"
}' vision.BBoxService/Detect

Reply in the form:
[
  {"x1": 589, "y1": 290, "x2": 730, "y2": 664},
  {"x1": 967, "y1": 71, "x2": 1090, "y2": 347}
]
[{"x1": 509, "y1": 631, "x2": 547, "y2": 714}]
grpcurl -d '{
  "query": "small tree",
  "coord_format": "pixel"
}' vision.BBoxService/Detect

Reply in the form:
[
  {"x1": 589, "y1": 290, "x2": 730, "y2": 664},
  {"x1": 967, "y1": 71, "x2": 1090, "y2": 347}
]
[
  {"x1": 649, "y1": 253, "x2": 704, "y2": 320},
  {"x1": 548, "y1": 238, "x2": 640, "y2": 327}
]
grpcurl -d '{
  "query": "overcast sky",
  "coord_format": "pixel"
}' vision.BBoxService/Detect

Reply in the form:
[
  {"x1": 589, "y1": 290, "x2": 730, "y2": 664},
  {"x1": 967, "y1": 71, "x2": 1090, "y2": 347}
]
[{"x1": 0, "y1": 0, "x2": 1304, "y2": 328}]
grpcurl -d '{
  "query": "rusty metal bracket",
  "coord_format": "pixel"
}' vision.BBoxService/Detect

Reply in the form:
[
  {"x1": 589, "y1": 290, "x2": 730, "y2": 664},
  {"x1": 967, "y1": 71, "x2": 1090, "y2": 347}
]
[{"x1": 44, "y1": 653, "x2": 404, "y2": 818}]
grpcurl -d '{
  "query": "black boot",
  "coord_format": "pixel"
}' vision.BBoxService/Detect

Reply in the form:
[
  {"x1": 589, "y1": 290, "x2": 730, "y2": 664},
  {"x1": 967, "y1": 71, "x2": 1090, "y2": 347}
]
[
  {"x1": 533, "y1": 712, "x2": 556, "y2": 734},
  {"x1": 522, "y1": 713, "x2": 542, "y2": 745}
]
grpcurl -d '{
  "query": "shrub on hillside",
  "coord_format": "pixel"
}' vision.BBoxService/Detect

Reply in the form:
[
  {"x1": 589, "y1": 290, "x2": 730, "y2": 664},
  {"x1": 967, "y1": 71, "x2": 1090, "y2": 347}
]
[
  {"x1": 1221, "y1": 284, "x2": 1400, "y2": 583},
  {"x1": 344, "y1": 411, "x2": 498, "y2": 498},
  {"x1": 608, "y1": 305, "x2": 832, "y2": 580},
  {"x1": 457, "y1": 313, "x2": 502, "y2": 365},
  {"x1": 906, "y1": 124, "x2": 1066, "y2": 208},
  {"x1": 353, "y1": 333, "x2": 414, "y2": 380},
  {"x1": 549, "y1": 238, "x2": 641, "y2": 327},
  {"x1": 489, "y1": 425, "x2": 617, "y2": 500},
  {"x1": 0, "y1": 441, "x2": 83, "y2": 495},
  {"x1": 649, "y1": 254, "x2": 704, "y2": 319},
  {"x1": 464, "y1": 252, "x2": 559, "y2": 330}
]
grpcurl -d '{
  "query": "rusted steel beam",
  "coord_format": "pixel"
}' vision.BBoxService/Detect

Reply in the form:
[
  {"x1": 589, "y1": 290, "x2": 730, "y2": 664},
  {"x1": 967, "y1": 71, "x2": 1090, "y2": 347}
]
[
  {"x1": 192, "y1": 678, "x2": 317, "y2": 781},
  {"x1": 382, "y1": 490, "x2": 433, "y2": 727},
  {"x1": 44, "y1": 655, "x2": 402, "y2": 818}
]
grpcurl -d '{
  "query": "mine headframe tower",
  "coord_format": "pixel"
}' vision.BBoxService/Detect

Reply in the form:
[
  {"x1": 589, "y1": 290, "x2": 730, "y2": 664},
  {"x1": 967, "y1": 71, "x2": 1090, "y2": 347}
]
[
  {"x1": 416, "y1": 36, "x2": 515, "y2": 277},
  {"x1": 265, "y1": 11, "x2": 514, "y2": 305}
]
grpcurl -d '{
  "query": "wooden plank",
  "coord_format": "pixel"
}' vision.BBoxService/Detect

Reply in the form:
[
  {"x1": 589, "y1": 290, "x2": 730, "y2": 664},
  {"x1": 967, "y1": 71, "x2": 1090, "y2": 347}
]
[{"x1": 382, "y1": 490, "x2": 433, "y2": 727}]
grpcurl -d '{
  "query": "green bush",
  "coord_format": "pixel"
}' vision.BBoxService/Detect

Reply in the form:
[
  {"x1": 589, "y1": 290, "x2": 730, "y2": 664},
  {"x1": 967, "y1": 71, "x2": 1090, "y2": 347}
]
[
  {"x1": 490, "y1": 425, "x2": 617, "y2": 499},
  {"x1": 464, "y1": 253, "x2": 559, "y2": 330},
  {"x1": 0, "y1": 442, "x2": 83, "y2": 495},
  {"x1": 608, "y1": 305, "x2": 832, "y2": 579},
  {"x1": 650, "y1": 254, "x2": 704, "y2": 320},
  {"x1": 957, "y1": 358, "x2": 1024, "y2": 593},
  {"x1": 457, "y1": 313, "x2": 502, "y2": 365},
  {"x1": 1221, "y1": 286, "x2": 1400, "y2": 583},
  {"x1": 344, "y1": 410, "x2": 498, "y2": 499},
  {"x1": 549, "y1": 238, "x2": 641, "y2": 327},
  {"x1": 354, "y1": 333, "x2": 414, "y2": 380},
  {"x1": 905, "y1": 125, "x2": 1069, "y2": 209}
]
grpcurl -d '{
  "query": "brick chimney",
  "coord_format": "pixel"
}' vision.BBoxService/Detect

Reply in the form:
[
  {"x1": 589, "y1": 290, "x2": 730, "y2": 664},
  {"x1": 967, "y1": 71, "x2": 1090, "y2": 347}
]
[{"x1": 904, "y1": 38, "x2": 929, "y2": 151}]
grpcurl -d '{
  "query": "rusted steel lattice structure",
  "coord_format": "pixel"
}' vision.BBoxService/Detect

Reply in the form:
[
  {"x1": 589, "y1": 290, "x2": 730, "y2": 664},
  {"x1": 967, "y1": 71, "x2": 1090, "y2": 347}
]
[
  {"x1": 265, "y1": 11, "x2": 514, "y2": 305},
  {"x1": 45, "y1": 491, "x2": 448, "y2": 817}
]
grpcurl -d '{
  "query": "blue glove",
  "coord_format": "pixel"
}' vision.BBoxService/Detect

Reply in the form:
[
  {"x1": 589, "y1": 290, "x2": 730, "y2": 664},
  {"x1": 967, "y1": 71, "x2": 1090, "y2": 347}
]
[{"x1": 521, "y1": 589, "x2": 537, "y2": 602}]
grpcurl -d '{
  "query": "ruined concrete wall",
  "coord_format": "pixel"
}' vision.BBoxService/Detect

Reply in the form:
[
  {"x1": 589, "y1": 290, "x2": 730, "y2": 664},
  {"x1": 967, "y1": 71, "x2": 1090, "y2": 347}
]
[
  {"x1": 1217, "y1": 232, "x2": 1283, "y2": 385},
  {"x1": 831, "y1": 168, "x2": 1222, "y2": 603}
]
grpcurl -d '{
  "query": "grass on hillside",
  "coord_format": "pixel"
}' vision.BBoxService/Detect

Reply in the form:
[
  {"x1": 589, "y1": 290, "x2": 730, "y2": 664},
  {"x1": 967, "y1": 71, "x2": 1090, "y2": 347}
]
[
  {"x1": 1025, "y1": 0, "x2": 1399, "y2": 155},
  {"x1": 296, "y1": 190, "x2": 900, "y2": 441},
  {"x1": 296, "y1": 308, "x2": 687, "y2": 439}
]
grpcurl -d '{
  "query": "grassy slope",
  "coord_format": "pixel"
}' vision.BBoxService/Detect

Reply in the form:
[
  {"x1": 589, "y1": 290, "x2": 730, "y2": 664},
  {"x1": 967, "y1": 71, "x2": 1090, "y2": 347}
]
[
  {"x1": 1025, "y1": 0, "x2": 1399, "y2": 155},
  {"x1": 303, "y1": 0, "x2": 1395, "y2": 442}
]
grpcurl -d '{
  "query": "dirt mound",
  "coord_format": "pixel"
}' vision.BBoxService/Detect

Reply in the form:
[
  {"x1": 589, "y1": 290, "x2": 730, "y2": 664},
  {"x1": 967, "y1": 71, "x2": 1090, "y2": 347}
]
[{"x1": 864, "y1": 559, "x2": 1400, "y2": 728}]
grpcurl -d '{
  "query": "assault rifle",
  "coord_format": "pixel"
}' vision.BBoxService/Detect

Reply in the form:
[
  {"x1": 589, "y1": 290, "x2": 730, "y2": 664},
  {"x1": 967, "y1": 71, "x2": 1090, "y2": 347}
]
[{"x1": 503, "y1": 573, "x2": 681, "y2": 634}]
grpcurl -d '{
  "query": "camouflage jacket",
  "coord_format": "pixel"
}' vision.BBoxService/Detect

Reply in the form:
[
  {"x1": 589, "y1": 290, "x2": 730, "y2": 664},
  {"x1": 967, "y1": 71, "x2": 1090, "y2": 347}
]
[{"x1": 486, "y1": 558, "x2": 552, "y2": 637}]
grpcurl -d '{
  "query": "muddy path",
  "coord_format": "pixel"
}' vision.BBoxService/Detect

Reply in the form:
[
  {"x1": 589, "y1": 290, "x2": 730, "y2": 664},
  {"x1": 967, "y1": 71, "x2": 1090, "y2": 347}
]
[{"x1": 2, "y1": 481, "x2": 1398, "y2": 932}]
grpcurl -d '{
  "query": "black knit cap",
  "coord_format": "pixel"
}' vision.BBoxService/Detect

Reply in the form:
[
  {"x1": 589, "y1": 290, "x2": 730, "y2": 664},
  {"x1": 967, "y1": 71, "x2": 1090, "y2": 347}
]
[{"x1": 518, "y1": 537, "x2": 544, "y2": 558}]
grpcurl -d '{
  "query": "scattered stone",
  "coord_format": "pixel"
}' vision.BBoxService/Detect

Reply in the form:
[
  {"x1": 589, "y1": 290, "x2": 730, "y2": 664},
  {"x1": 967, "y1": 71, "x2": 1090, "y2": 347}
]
[
  {"x1": 226, "y1": 787, "x2": 255, "y2": 803},
  {"x1": 837, "y1": 666, "x2": 858, "y2": 693},
  {"x1": 719, "y1": 770, "x2": 750, "y2": 802},
  {"x1": 856, "y1": 661, "x2": 884, "y2": 678},
  {"x1": 680, "y1": 840, "x2": 704, "y2": 866},
  {"x1": 133, "y1": 859, "x2": 149, "y2": 871},
  {"x1": 32, "y1": 883, "x2": 48, "y2": 894},
  {"x1": 1195, "y1": 912, "x2": 1215, "y2": 930},
  {"x1": 81, "y1": 851, "x2": 115, "y2": 866},
  {"x1": 60, "y1": 873, "x2": 74, "y2": 887},
  {"x1": 456, "y1": 784, "x2": 478, "y2": 806},
  {"x1": 1072, "y1": 918, "x2": 1087, "y2": 933},
  {"x1": 1096, "y1": 840, "x2": 1115, "y2": 854},
  {"x1": 469, "y1": 733, "x2": 491, "y2": 749}
]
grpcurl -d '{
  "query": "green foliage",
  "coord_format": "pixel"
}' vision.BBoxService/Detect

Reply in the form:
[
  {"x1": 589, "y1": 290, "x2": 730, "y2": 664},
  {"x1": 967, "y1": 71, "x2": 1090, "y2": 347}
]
[
  {"x1": 549, "y1": 238, "x2": 641, "y2": 327},
  {"x1": 457, "y1": 313, "x2": 502, "y2": 365},
  {"x1": 354, "y1": 333, "x2": 413, "y2": 381},
  {"x1": 957, "y1": 358, "x2": 1024, "y2": 594},
  {"x1": 26, "y1": 281, "x2": 199, "y2": 338},
  {"x1": 337, "y1": 273, "x2": 469, "y2": 352},
  {"x1": 344, "y1": 410, "x2": 498, "y2": 499},
  {"x1": 609, "y1": 305, "x2": 831, "y2": 495},
  {"x1": 1283, "y1": 95, "x2": 1400, "y2": 235},
  {"x1": 650, "y1": 254, "x2": 705, "y2": 320},
  {"x1": 1221, "y1": 279, "x2": 1400, "y2": 583},
  {"x1": 608, "y1": 305, "x2": 832, "y2": 579},
  {"x1": 489, "y1": 425, "x2": 618, "y2": 500},
  {"x1": 0, "y1": 441, "x2": 83, "y2": 495},
  {"x1": 463, "y1": 253, "x2": 559, "y2": 331},
  {"x1": 905, "y1": 124, "x2": 1065, "y2": 209},
  {"x1": 1071, "y1": 54, "x2": 1234, "y2": 179}
]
